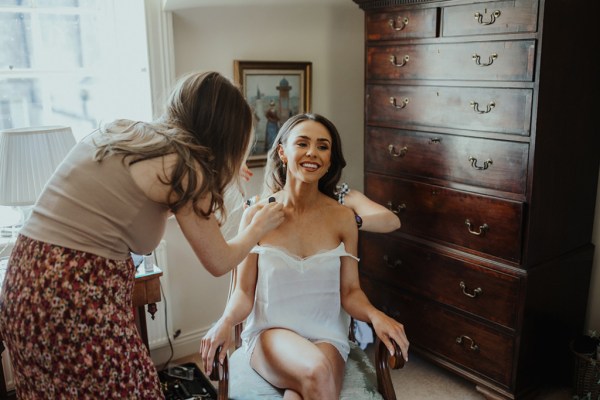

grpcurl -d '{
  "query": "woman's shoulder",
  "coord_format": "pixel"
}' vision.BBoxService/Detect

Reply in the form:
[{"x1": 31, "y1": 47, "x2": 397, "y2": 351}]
[
  {"x1": 322, "y1": 194, "x2": 355, "y2": 223},
  {"x1": 323, "y1": 197, "x2": 357, "y2": 243},
  {"x1": 129, "y1": 152, "x2": 181, "y2": 204},
  {"x1": 319, "y1": 192, "x2": 343, "y2": 207}
]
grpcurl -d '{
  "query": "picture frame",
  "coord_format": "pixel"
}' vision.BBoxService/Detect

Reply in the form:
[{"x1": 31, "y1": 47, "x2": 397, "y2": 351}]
[{"x1": 234, "y1": 60, "x2": 312, "y2": 168}]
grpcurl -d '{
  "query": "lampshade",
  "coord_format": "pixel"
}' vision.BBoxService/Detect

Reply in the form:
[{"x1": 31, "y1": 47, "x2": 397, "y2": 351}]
[{"x1": 0, "y1": 126, "x2": 76, "y2": 206}]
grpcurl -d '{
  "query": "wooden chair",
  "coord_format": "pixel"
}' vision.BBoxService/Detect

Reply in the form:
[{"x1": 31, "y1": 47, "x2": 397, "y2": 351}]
[{"x1": 209, "y1": 270, "x2": 405, "y2": 400}]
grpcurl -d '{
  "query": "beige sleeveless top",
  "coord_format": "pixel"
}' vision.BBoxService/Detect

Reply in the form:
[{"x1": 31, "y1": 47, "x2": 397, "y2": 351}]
[{"x1": 21, "y1": 132, "x2": 170, "y2": 260}]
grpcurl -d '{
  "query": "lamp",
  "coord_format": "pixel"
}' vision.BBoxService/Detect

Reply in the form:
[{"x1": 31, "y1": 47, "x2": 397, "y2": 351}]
[{"x1": 0, "y1": 126, "x2": 76, "y2": 236}]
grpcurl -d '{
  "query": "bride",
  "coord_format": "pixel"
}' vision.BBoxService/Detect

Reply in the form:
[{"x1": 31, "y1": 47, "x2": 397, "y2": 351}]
[{"x1": 200, "y1": 113, "x2": 409, "y2": 400}]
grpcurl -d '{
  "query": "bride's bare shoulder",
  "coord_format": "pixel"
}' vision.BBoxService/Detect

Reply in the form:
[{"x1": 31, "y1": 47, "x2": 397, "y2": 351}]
[{"x1": 322, "y1": 195, "x2": 354, "y2": 223}]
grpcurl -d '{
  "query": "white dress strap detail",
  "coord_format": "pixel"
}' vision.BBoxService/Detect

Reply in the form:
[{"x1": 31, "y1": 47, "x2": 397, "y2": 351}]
[{"x1": 250, "y1": 242, "x2": 359, "y2": 262}]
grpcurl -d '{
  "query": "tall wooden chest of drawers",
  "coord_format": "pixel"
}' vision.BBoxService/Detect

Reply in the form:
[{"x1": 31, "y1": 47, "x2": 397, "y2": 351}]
[{"x1": 352, "y1": 0, "x2": 600, "y2": 398}]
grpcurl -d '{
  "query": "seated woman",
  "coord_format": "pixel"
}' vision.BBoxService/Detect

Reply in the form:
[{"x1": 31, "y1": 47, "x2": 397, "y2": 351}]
[{"x1": 200, "y1": 113, "x2": 409, "y2": 400}]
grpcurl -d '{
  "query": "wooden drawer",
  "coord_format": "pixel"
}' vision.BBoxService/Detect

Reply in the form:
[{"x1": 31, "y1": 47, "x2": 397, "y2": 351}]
[
  {"x1": 364, "y1": 174, "x2": 524, "y2": 262},
  {"x1": 365, "y1": 127, "x2": 528, "y2": 195},
  {"x1": 366, "y1": 8, "x2": 438, "y2": 41},
  {"x1": 359, "y1": 232, "x2": 521, "y2": 329},
  {"x1": 367, "y1": 40, "x2": 535, "y2": 81},
  {"x1": 442, "y1": 0, "x2": 539, "y2": 37},
  {"x1": 361, "y1": 278, "x2": 514, "y2": 387},
  {"x1": 366, "y1": 84, "x2": 533, "y2": 136}
]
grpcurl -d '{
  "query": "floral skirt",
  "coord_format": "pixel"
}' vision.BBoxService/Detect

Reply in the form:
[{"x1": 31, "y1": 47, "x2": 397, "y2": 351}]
[{"x1": 0, "y1": 235, "x2": 164, "y2": 399}]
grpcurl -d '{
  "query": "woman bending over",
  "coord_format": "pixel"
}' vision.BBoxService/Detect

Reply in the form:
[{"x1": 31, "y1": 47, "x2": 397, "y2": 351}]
[{"x1": 0, "y1": 71, "x2": 284, "y2": 399}]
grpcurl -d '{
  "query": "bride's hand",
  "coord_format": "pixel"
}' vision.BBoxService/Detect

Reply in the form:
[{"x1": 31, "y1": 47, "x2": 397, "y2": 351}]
[{"x1": 200, "y1": 318, "x2": 234, "y2": 376}]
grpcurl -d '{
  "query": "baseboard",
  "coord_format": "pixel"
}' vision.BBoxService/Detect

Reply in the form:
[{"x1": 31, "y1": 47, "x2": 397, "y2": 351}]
[{"x1": 150, "y1": 326, "x2": 209, "y2": 368}]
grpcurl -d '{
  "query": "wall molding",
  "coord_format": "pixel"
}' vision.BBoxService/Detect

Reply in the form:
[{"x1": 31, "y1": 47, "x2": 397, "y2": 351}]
[{"x1": 144, "y1": 0, "x2": 176, "y2": 120}]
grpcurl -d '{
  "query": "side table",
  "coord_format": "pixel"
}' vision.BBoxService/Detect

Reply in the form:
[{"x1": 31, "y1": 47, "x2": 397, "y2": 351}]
[{"x1": 133, "y1": 265, "x2": 164, "y2": 350}]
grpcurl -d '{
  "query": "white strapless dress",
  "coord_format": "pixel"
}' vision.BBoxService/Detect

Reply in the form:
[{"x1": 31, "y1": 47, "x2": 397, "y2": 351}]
[{"x1": 241, "y1": 242, "x2": 359, "y2": 361}]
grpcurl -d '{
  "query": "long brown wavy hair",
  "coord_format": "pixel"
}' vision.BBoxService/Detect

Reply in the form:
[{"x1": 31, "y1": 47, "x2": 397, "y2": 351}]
[
  {"x1": 93, "y1": 71, "x2": 253, "y2": 219},
  {"x1": 263, "y1": 113, "x2": 346, "y2": 200}
]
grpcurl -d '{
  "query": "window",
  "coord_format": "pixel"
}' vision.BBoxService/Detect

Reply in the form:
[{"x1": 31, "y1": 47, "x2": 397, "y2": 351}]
[
  {"x1": 0, "y1": 0, "x2": 152, "y2": 141},
  {"x1": 1, "y1": 0, "x2": 159, "y2": 241}
]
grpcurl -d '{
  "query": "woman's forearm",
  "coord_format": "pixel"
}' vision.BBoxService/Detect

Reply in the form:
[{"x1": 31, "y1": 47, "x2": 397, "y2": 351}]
[
  {"x1": 359, "y1": 210, "x2": 401, "y2": 233},
  {"x1": 341, "y1": 287, "x2": 382, "y2": 324},
  {"x1": 220, "y1": 289, "x2": 254, "y2": 327},
  {"x1": 177, "y1": 201, "x2": 283, "y2": 276}
]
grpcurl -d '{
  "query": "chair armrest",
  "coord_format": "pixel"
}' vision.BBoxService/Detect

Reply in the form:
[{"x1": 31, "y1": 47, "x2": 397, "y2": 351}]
[
  {"x1": 210, "y1": 346, "x2": 229, "y2": 400},
  {"x1": 210, "y1": 320, "x2": 243, "y2": 400},
  {"x1": 385, "y1": 338, "x2": 405, "y2": 370},
  {"x1": 375, "y1": 337, "x2": 405, "y2": 400}
]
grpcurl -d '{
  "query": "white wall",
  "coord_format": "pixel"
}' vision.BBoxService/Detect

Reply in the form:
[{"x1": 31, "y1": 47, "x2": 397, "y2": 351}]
[
  {"x1": 154, "y1": 0, "x2": 600, "y2": 363},
  {"x1": 153, "y1": 0, "x2": 365, "y2": 362},
  {"x1": 171, "y1": 2, "x2": 365, "y2": 190}
]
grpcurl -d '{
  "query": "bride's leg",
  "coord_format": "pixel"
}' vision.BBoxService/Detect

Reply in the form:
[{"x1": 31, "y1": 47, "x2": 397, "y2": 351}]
[
  {"x1": 283, "y1": 389, "x2": 302, "y2": 400},
  {"x1": 250, "y1": 328, "x2": 345, "y2": 400},
  {"x1": 315, "y1": 342, "x2": 345, "y2": 393}
]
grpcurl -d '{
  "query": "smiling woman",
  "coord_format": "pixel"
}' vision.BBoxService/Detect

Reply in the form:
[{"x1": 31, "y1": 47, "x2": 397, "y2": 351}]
[{"x1": 201, "y1": 113, "x2": 409, "y2": 400}]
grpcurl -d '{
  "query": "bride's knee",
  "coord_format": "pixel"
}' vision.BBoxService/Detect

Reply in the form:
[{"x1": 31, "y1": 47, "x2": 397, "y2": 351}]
[{"x1": 298, "y1": 356, "x2": 337, "y2": 397}]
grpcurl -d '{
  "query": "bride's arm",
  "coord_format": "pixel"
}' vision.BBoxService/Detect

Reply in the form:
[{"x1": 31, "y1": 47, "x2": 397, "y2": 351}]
[{"x1": 338, "y1": 208, "x2": 409, "y2": 361}]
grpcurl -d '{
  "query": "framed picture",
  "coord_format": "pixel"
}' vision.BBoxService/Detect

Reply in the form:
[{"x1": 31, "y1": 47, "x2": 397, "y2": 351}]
[{"x1": 234, "y1": 60, "x2": 312, "y2": 168}]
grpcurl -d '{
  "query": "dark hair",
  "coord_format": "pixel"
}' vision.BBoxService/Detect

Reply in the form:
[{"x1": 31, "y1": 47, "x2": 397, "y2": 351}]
[
  {"x1": 96, "y1": 71, "x2": 253, "y2": 219},
  {"x1": 263, "y1": 113, "x2": 346, "y2": 200}
]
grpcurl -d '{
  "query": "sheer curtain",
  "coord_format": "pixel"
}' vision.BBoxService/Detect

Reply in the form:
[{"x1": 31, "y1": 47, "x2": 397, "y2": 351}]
[
  {"x1": 0, "y1": 0, "x2": 157, "y2": 248},
  {"x1": 0, "y1": 0, "x2": 152, "y2": 140},
  {"x1": 0, "y1": 1, "x2": 169, "y2": 390}
]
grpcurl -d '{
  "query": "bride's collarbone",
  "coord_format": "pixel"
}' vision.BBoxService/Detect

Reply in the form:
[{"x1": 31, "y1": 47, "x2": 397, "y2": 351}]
[{"x1": 283, "y1": 204, "x2": 339, "y2": 220}]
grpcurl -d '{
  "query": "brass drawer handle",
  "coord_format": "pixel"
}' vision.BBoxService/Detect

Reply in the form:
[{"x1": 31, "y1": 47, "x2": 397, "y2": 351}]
[
  {"x1": 386, "y1": 201, "x2": 406, "y2": 214},
  {"x1": 470, "y1": 100, "x2": 495, "y2": 114},
  {"x1": 383, "y1": 254, "x2": 403, "y2": 269},
  {"x1": 459, "y1": 281, "x2": 483, "y2": 298},
  {"x1": 388, "y1": 144, "x2": 408, "y2": 157},
  {"x1": 472, "y1": 53, "x2": 498, "y2": 66},
  {"x1": 429, "y1": 137, "x2": 441, "y2": 144},
  {"x1": 389, "y1": 54, "x2": 410, "y2": 67},
  {"x1": 456, "y1": 335, "x2": 479, "y2": 351},
  {"x1": 469, "y1": 156, "x2": 493, "y2": 170},
  {"x1": 388, "y1": 16, "x2": 409, "y2": 31},
  {"x1": 474, "y1": 10, "x2": 501, "y2": 25},
  {"x1": 465, "y1": 219, "x2": 489, "y2": 236},
  {"x1": 389, "y1": 97, "x2": 409, "y2": 109}
]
